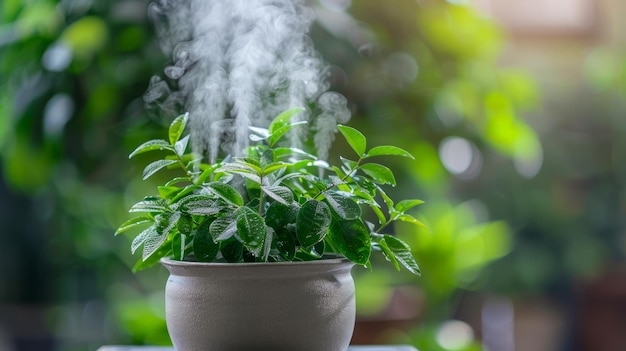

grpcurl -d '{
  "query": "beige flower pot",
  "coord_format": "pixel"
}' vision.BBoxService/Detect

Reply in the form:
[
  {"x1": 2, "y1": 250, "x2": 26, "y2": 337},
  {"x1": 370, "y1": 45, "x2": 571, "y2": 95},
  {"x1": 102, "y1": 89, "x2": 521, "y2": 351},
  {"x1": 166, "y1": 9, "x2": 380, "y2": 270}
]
[{"x1": 161, "y1": 257, "x2": 356, "y2": 351}]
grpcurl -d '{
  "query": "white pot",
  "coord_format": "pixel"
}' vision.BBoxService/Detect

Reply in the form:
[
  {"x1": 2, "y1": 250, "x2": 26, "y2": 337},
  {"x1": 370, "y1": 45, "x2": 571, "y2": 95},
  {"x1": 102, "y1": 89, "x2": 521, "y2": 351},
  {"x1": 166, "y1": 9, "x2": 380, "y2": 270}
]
[{"x1": 161, "y1": 257, "x2": 356, "y2": 351}]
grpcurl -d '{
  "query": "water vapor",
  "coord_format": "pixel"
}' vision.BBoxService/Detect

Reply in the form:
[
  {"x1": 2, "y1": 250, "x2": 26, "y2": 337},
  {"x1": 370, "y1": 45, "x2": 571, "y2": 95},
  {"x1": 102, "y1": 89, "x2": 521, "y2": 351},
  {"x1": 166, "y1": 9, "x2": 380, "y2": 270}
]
[{"x1": 146, "y1": 0, "x2": 351, "y2": 162}]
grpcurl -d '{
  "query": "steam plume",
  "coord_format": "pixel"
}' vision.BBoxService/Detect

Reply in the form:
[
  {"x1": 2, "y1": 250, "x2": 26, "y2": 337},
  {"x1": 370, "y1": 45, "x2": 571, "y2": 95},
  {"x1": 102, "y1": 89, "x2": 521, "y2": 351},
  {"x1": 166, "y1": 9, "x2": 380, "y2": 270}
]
[{"x1": 146, "y1": 0, "x2": 351, "y2": 162}]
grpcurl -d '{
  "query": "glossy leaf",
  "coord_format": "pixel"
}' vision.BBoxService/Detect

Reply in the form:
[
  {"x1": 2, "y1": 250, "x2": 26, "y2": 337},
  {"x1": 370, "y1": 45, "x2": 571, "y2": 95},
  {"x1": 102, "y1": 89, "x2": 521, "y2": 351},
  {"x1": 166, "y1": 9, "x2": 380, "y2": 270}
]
[
  {"x1": 261, "y1": 185, "x2": 293, "y2": 205},
  {"x1": 338, "y1": 125, "x2": 366, "y2": 156},
  {"x1": 184, "y1": 199, "x2": 220, "y2": 216},
  {"x1": 115, "y1": 216, "x2": 153, "y2": 236},
  {"x1": 164, "y1": 177, "x2": 191, "y2": 187},
  {"x1": 324, "y1": 191, "x2": 361, "y2": 220},
  {"x1": 365, "y1": 145, "x2": 414, "y2": 159},
  {"x1": 177, "y1": 213, "x2": 193, "y2": 234},
  {"x1": 382, "y1": 235, "x2": 420, "y2": 275},
  {"x1": 221, "y1": 239, "x2": 244, "y2": 263},
  {"x1": 265, "y1": 202, "x2": 298, "y2": 230},
  {"x1": 262, "y1": 226, "x2": 274, "y2": 262},
  {"x1": 269, "y1": 107, "x2": 305, "y2": 134},
  {"x1": 174, "y1": 135, "x2": 190, "y2": 157},
  {"x1": 296, "y1": 199, "x2": 331, "y2": 248},
  {"x1": 375, "y1": 237, "x2": 400, "y2": 271},
  {"x1": 360, "y1": 163, "x2": 396, "y2": 186},
  {"x1": 395, "y1": 199, "x2": 425, "y2": 213},
  {"x1": 142, "y1": 159, "x2": 178, "y2": 180},
  {"x1": 209, "y1": 216, "x2": 237, "y2": 242},
  {"x1": 132, "y1": 239, "x2": 172, "y2": 272},
  {"x1": 268, "y1": 121, "x2": 307, "y2": 146},
  {"x1": 328, "y1": 219, "x2": 371, "y2": 265},
  {"x1": 169, "y1": 113, "x2": 188, "y2": 145},
  {"x1": 142, "y1": 212, "x2": 180, "y2": 260},
  {"x1": 195, "y1": 164, "x2": 219, "y2": 184},
  {"x1": 236, "y1": 207, "x2": 266, "y2": 255},
  {"x1": 158, "y1": 186, "x2": 183, "y2": 199},
  {"x1": 273, "y1": 147, "x2": 317, "y2": 160},
  {"x1": 172, "y1": 233, "x2": 187, "y2": 260},
  {"x1": 262, "y1": 162, "x2": 291, "y2": 175},
  {"x1": 274, "y1": 228, "x2": 296, "y2": 260},
  {"x1": 396, "y1": 213, "x2": 427, "y2": 229},
  {"x1": 129, "y1": 139, "x2": 173, "y2": 159},
  {"x1": 207, "y1": 182, "x2": 244, "y2": 206},
  {"x1": 129, "y1": 197, "x2": 167, "y2": 213},
  {"x1": 377, "y1": 186, "x2": 394, "y2": 210},
  {"x1": 215, "y1": 164, "x2": 261, "y2": 183},
  {"x1": 194, "y1": 220, "x2": 219, "y2": 262}
]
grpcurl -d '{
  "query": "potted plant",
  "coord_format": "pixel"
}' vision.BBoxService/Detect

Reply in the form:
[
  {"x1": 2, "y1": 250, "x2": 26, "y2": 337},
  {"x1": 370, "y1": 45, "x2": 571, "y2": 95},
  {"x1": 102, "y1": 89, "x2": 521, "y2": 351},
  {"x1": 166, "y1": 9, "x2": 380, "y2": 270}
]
[{"x1": 116, "y1": 107, "x2": 424, "y2": 351}]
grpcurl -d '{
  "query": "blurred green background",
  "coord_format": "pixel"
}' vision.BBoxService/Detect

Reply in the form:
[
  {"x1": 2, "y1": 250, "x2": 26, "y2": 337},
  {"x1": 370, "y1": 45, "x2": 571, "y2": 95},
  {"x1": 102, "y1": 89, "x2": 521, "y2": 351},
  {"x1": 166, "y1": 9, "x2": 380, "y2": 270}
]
[{"x1": 2, "y1": 0, "x2": 625, "y2": 350}]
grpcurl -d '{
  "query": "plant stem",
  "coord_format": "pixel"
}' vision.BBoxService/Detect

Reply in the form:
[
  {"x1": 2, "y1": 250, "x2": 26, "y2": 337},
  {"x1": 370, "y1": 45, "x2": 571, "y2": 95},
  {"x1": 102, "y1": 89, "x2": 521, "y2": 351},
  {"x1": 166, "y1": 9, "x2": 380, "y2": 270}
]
[
  {"x1": 313, "y1": 157, "x2": 363, "y2": 200},
  {"x1": 258, "y1": 174, "x2": 265, "y2": 215}
]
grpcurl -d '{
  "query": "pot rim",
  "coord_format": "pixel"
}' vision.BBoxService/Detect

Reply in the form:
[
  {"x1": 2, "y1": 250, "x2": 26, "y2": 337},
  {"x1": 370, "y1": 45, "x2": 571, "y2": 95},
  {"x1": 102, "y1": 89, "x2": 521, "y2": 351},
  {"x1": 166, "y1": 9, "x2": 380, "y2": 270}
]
[{"x1": 160, "y1": 255, "x2": 353, "y2": 268}]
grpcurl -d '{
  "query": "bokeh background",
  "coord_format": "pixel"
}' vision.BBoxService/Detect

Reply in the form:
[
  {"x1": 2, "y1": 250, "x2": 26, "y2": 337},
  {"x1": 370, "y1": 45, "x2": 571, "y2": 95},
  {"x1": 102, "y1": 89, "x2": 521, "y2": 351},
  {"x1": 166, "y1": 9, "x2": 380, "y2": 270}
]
[{"x1": 2, "y1": 0, "x2": 626, "y2": 350}]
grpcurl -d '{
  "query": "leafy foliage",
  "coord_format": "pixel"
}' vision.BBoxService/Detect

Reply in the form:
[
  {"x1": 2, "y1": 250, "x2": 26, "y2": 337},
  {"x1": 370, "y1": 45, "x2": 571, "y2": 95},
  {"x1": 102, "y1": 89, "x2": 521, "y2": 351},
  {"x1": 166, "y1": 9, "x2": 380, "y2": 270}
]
[{"x1": 118, "y1": 111, "x2": 423, "y2": 274}]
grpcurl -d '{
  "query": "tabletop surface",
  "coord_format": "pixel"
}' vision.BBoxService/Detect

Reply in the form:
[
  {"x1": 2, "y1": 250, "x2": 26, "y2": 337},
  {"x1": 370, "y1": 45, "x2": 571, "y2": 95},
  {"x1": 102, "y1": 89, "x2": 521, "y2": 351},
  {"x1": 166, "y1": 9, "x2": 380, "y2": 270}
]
[{"x1": 97, "y1": 346, "x2": 419, "y2": 351}]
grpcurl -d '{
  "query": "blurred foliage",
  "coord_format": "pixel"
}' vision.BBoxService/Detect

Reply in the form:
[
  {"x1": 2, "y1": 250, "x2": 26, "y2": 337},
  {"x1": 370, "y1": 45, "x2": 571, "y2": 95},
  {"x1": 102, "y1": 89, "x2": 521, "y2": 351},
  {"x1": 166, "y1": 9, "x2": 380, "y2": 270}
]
[
  {"x1": 0, "y1": 0, "x2": 169, "y2": 349},
  {"x1": 312, "y1": 1, "x2": 537, "y2": 349}
]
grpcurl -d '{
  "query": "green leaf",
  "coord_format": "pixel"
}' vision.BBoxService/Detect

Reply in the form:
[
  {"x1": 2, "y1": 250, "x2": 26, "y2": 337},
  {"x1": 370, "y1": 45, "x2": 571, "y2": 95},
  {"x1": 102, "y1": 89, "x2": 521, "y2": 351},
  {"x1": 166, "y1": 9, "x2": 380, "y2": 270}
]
[
  {"x1": 274, "y1": 228, "x2": 296, "y2": 260},
  {"x1": 132, "y1": 238, "x2": 173, "y2": 272},
  {"x1": 177, "y1": 214, "x2": 193, "y2": 234},
  {"x1": 158, "y1": 186, "x2": 183, "y2": 199},
  {"x1": 377, "y1": 185, "x2": 394, "y2": 210},
  {"x1": 261, "y1": 185, "x2": 294, "y2": 205},
  {"x1": 338, "y1": 125, "x2": 367, "y2": 156},
  {"x1": 375, "y1": 236, "x2": 400, "y2": 271},
  {"x1": 143, "y1": 159, "x2": 178, "y2": 180},
  {"x1": 262, "y1": 226, "x2": 274, "y2": 262},
  {"x1": 129, "y1": 197, "x2": 167, "y2": 213},
  {"x1": 129, "y1": 139, "x2": 174, "y2": 158},
  {"x1": 265, "y1": 202, "x2": 298, "y2": 230},
  {"x1": 248, "y1": 126, "x2": 270, "y2": 141},
  {"x1": 115, "y1": 216, "x2": 154, "y2": 235},
  {"x1": 296, "y1": 199, "x2": 331, "y2": 248},
  {"x1": 324, "y1": 191, "x2": 361, "y2": 221},
  {"x1": 269, "y1": 107, "x2": 305, "y2": 134},
  {"x1": 170, "y1": 185, "x2": 199, "y2": 204},
  {"x1": 236, "y1": 207, "x2": 266, "y2": 255},
  {"x1": 234, "y1": 157, "x2": 263, "y2": 173},
  {"x1": 395, "y1": 199, "x2": 425, "y2": 213},
  {"x1": 262, "y1": 162, "x2": 291, "y2": 175},
  {"x1": 360, "y1": 163, "x2": 396, "y2": 186},
  {"x1": 273, "y1": 147, "x2": 317, "y2": 160},
  {"x1": 327, "y1": 219, "x2": 371, "y2": 265},
  {"x1": 268, "y1": 121, "x2": 307, "y2": 146},
  {"x1": 221, "y1": 239, "x2": 243, "y2": 263},
  {"x1": 209, "y1": 216, "x2": 237, "y2": 242},
  {"x1": 174, "y1": 135, "x2": 189, "y2": 157},
  {"x1": 207, "y1": 182, "x2": 244, "y2": 206},
  {"x1": 382, "y1": 235, "x2": 420, "y2": 275},
  {"x1": 370, "y1": 204, "x2": 387, "y2": 226},
  {"x1": 142, "y1": 212, "x2": 180, "y2": 261},
  {"x1": 164, "y1": 177, "x2": 192, "y2": 187},
  {"x1": 365, "y1": 145, "x2": 414, "y2": 159},
  {"x1": 340, "y1": 156, "x2": 358, "y2": 171},
  {"x1": 172, "y1": 233, "x2": 187, "y2": 260},
  {"x1": 195, "y1": 164, "x2": 218, "y2": 184},
  {"x1": 395, "y1": 213, "x2": 427, "y2": 229},
  {"x1": 179, "y1": 194, "x2": 220, "y2": 216},
  {"x1": 194, "y1": 220, "x2": 219, "y2": 262},
  {"x1": 169, "y1": 112, "x2": 188, "y2": 146},
  {"x1": 215, "y1": 164, "x2": 261, "y2": 184}
]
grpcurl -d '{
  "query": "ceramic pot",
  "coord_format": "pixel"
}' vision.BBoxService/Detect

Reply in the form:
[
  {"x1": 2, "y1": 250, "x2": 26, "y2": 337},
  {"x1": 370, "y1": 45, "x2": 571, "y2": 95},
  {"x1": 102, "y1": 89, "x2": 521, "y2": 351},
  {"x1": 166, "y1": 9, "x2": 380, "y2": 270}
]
[{"x1": 161, "y1": 257, "x2": 356, "y2": 351}]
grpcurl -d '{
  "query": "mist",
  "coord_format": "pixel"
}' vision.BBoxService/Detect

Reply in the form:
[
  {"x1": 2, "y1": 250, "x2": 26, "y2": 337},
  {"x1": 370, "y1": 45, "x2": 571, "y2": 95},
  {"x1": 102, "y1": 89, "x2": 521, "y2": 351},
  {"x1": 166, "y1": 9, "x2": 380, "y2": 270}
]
[{"x1": 145, "y1": 0, "x2": 351, "y2": 162}]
